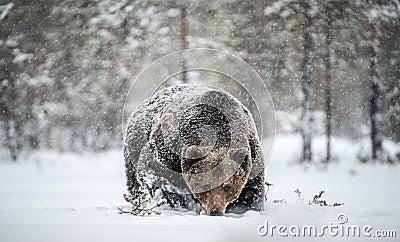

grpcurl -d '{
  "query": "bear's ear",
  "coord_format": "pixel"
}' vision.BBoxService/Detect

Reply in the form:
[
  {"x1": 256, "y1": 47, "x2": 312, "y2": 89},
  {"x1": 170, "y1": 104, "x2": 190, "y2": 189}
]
[
  {"x1": 228, "y1": 148, "x2": 249, "y2": 166},
  {"x1": 181, "y1": 146, "x2": 208, "y2": 172}
]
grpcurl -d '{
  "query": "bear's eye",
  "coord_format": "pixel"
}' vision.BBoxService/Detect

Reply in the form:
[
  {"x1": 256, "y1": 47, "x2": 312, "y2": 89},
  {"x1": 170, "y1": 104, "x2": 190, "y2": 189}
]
[
  {"x1": 203, "y1": 184, "x2": 211, "y2": 191},
  {"x1": 229, "y1": 148, "x2": 248, "y2": 165},
  {"x1": 223, "y1": 185, "x2": 230, "y2": 192}
]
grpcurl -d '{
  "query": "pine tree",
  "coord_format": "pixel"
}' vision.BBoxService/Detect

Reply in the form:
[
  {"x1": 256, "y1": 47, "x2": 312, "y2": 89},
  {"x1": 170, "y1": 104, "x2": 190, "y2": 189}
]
[
  {"x1": 365, "y1": 0, "x2": 399, "y2": 161},
  {"x1": 368, "y1": 17, "x2": 383, "y2": 161},
  {"x1": 323, "y1": 6, "x2": 333, "y2": 162},
  {"x1": 380, "y1": 10, "x2": 400, "y2": 144},
  {"x1": 180, "y1": 0, "x2": 189, "y2": 83},
  {"x1": 301, "y1": 0, "x2": 317, "y2": 162}
]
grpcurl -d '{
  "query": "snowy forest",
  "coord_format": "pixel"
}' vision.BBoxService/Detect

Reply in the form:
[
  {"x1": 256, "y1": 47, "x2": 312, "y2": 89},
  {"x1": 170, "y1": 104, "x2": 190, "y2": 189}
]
[
  {"x1": 0, "y1": 1, "x2": 400, "y2": 241},
  {"x1": 1, "y1": 0, "x2": 399, "y2": 162}
]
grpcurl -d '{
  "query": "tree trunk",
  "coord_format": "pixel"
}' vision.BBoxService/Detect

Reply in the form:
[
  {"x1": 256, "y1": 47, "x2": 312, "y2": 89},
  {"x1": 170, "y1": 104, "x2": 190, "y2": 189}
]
[
  {"x1": 324, "y1": 9, "x2": 332, "y2": 162},
  {"x1": 369, "y1": 20, "x2": 384, "y2": 161},
  {"x1": 1, "y1": 105, "x2": 17, "y2": 161},
  {"x1": 301, "y1": 0, "x2": 316, "y2": 162},
  {"x1": 180, "y1": 1, "x2": 189, "y2": 83}
]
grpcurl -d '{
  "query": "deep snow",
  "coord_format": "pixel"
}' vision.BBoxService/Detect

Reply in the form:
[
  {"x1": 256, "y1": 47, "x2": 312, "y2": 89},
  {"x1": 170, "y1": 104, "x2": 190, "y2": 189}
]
[{"x1": 0, "y1": 134, "x2": 399, "y2": 242}]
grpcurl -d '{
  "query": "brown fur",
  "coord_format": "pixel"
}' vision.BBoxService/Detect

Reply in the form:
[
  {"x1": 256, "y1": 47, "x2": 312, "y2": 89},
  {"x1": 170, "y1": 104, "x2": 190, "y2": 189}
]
[{"x1": 181, "y1": 146, "x2": 252, "y2": 215}]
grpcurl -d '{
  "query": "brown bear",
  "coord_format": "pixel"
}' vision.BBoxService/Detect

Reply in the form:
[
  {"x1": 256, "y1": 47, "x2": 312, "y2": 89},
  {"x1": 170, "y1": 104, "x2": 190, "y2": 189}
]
[{"x1": 124, "y1": 85, "x2": 265, "y2": 216}]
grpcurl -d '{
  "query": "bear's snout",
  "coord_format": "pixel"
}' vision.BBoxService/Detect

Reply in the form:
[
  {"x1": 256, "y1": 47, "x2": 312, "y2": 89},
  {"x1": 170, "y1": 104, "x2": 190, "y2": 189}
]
[
  {"x1": 204, "y1": 189, "x2": 228, "y2": 216},
  {"x1": 209, "y1": 209, "x2": 224, "y2": 216}
]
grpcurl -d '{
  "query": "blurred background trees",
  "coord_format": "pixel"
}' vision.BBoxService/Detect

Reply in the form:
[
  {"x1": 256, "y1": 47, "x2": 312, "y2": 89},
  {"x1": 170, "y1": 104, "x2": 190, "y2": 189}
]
[{"x1": 0, "y1": 0, "x2": 399, "y2": 162}]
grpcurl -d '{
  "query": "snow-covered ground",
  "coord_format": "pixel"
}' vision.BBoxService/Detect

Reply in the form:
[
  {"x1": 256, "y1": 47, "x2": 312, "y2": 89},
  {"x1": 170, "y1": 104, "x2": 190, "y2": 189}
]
[{"x1": 0, "y1": 134, "x2": 399, "y2": 242}]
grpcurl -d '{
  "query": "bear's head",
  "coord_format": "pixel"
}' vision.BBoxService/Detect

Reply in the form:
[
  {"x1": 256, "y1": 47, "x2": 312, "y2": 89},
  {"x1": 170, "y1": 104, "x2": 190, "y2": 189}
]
[{"x1": 181, "y1": 146, "x2": 252, "y2": 216}]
